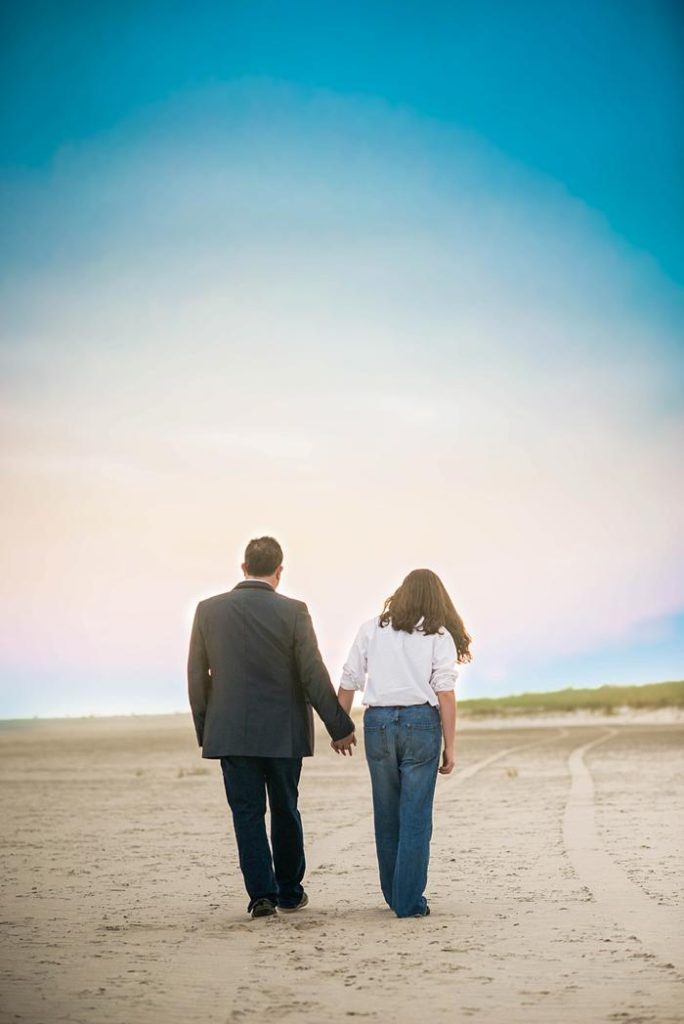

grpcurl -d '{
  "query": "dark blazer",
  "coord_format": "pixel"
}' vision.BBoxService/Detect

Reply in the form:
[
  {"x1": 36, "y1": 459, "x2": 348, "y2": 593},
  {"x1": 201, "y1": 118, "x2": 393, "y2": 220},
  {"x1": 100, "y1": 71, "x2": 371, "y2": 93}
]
[{"x1": 187, "y1": 581, "x2": 355, "y2": 758}]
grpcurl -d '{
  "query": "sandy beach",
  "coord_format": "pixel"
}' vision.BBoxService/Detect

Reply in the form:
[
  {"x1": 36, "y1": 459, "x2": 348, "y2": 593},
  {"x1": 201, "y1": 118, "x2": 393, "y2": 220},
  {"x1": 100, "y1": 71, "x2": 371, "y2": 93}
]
[{"x1": 1, "y1": 713, "x2": 682, "y2": 1024}]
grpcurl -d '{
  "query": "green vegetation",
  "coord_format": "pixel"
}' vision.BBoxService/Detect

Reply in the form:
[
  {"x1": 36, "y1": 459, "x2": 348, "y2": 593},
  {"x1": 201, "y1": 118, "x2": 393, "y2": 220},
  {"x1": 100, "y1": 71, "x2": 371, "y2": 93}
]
[{"x1": 459, "y1": 681, "x2": 684, "y2": 717}]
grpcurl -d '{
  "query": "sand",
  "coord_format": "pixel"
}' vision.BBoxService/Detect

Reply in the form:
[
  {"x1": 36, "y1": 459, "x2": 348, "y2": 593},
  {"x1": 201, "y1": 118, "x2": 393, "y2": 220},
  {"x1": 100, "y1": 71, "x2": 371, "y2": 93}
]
[{"x1": 1, "y1": 713, "x2": 682, "y2": 1024}]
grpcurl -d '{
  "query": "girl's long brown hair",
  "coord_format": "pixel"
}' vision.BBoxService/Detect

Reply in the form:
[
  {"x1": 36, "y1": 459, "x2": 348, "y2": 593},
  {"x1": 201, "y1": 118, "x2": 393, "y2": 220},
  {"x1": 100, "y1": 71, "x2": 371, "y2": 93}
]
[{"x1": 379, "y1": 568, "x2": 472, "y2": 663}]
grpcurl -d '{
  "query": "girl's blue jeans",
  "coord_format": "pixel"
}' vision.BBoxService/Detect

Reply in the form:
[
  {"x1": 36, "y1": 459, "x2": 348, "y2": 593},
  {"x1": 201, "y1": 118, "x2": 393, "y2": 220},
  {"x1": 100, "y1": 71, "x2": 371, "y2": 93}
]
[{"x1": 364, "y1": 703, "x2": 442, "y2": 917}]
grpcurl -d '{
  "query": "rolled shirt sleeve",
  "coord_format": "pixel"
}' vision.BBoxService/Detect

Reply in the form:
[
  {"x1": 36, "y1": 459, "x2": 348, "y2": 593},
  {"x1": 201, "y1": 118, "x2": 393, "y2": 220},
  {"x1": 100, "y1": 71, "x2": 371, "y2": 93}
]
[
  {"x1": 340, "y1": 622, "x2": 370, "y2": 691},
  {"x1": 430, "y1": 630, "x2": 459, "y2": 693}
]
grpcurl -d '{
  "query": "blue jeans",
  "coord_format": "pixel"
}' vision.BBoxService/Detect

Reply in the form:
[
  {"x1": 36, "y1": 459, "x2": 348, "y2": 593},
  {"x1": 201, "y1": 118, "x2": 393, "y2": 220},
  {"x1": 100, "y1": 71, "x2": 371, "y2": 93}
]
[
  {"x1": 364, "y1": 704, "x2": 442, "y2": 917},
  {"x1": 220, "y1": 756, "x2": 305, "y2": 912}
]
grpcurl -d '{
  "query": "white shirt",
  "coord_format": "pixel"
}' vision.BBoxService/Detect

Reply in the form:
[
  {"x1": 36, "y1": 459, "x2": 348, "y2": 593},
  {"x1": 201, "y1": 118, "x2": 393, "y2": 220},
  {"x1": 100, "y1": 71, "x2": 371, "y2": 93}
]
[{"x1": 340, "y1": 617, "x2": 458, "y2": 707}]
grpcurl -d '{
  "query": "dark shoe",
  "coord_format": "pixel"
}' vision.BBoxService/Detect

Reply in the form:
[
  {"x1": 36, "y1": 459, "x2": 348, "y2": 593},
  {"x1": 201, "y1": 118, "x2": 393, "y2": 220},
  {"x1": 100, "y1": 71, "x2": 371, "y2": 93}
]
[
  {"x1": 278, "y1": 892, "x2": 309, "y2": 914},
  {"x1": 251, "y1": 898, "x2": 277, "y2": 919}
]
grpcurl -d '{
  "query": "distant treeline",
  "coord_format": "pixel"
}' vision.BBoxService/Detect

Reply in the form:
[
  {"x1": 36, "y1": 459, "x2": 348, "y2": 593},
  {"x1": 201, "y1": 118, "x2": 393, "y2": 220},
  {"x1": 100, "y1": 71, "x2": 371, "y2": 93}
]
[{"x1": 459, "y1": 681, "x2": 684, "y2": 716}]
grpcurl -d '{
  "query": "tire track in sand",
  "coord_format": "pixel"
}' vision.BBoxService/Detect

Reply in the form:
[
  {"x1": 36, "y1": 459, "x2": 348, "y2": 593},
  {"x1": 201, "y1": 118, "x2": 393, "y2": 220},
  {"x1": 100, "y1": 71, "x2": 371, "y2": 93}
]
[
  {"x1": 447, "y1": 728, "x2": 567, "y2": 786},
  {"x1": 563, "y1": 729, "x2": 684, "y2": 974}
]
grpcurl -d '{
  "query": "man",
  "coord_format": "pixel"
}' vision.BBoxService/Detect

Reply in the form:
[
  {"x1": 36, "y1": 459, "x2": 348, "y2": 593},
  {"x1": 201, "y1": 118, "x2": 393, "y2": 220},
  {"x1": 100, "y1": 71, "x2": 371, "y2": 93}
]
[{"x1": 187, "y1": 536, "x2": 356, "y2": 919}]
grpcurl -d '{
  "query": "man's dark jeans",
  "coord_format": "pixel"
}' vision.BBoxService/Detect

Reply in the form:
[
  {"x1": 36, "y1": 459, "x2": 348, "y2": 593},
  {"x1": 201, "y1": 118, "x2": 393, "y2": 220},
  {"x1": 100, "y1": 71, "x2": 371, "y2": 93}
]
[{"x1": 220, "y1": 755, "x2": 305, "y2": 912}]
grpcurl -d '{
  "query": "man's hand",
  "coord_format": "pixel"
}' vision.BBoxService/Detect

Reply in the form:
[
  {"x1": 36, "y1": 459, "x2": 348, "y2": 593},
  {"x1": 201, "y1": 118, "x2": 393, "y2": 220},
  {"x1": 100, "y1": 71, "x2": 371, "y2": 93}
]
[
  {"x1": 331, "y1": 732, "x2": 357, "y2": 756},
  {"x1": 439, "y1": 746, "x2": 455, "y2": 775}
]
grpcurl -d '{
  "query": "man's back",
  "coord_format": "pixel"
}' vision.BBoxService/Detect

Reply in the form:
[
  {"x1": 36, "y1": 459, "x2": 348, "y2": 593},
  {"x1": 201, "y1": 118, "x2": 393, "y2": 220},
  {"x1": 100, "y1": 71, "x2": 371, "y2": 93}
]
[{"x1": 188, "y1": 580, "x2": 354, "y2": 758}]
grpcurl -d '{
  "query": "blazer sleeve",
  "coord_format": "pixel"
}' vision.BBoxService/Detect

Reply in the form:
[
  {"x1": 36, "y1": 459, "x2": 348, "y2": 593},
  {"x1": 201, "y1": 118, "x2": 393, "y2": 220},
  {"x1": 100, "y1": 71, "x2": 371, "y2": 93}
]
[
  {"x1": 293, "y1": 603, "x2": 355, "y2": 742},
  {"x1": 187, "y1": 604, "x2": 211, "y2": 746}
]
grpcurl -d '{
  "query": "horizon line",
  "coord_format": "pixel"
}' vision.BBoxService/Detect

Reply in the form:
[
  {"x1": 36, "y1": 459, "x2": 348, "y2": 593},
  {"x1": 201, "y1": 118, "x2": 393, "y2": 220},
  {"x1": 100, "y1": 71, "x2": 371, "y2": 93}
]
[{"x1": 1, "y1": 679, "x2": 681, "y2": 725}]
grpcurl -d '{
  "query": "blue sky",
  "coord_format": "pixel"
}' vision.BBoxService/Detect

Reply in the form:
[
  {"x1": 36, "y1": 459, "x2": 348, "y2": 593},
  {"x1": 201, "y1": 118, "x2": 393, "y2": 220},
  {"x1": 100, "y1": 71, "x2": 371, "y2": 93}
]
[
  {"x1": 3, "y1": 1, "x2": 682, "y2": 279},
  {"x1": 0, "y1": 1, "x2": 682, "y2": 717}
]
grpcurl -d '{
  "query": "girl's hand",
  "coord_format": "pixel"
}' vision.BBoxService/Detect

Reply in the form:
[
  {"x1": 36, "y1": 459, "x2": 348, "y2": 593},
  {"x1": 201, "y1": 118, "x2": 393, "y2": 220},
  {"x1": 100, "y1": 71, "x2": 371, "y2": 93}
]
[{"x1": 439, "y1": 747, "x2": 455, "y2": 775}]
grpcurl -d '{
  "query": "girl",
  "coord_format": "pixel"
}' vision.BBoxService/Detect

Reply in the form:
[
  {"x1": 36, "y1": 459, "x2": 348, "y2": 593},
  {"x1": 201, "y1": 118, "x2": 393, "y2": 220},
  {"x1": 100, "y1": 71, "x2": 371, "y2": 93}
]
[{"x1": 336, "y1": 569, "x2": 471, "y2": 918}]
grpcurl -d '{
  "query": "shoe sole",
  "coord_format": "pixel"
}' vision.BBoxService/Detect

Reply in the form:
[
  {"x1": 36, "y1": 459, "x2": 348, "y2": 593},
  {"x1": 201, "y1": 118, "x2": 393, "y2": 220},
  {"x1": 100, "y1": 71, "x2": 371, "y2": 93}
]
[{"x1": 278, "y1": 895, "x2": 309, "y2": 914}]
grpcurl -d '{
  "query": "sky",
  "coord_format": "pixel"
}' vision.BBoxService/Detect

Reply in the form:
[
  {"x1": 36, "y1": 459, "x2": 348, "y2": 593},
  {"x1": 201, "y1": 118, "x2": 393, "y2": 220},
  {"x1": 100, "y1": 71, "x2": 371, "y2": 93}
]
[{"x1": 1, "y1": 1, "x2": 683, "y2": 717}]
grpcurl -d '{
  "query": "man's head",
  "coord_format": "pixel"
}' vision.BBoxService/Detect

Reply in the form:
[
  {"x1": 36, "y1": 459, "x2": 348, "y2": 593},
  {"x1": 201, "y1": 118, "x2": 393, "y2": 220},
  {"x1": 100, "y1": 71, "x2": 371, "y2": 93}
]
[{"x1": 242, "y1": 536, "x2": 284, "y2": 587}]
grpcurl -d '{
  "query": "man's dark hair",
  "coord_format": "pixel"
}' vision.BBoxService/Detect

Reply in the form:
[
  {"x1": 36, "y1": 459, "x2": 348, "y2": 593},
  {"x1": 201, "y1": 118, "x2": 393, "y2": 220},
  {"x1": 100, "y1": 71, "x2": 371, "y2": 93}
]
[{"x1": 244, "y1": 536, "x2": 283, "y2": 577}]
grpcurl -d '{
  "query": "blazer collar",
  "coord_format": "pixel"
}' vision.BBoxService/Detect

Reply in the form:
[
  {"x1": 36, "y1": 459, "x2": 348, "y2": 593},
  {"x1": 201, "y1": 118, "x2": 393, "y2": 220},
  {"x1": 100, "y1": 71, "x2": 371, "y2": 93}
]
[{"x1": 234, "y1": 580, "x2": 274, "y2": 591}]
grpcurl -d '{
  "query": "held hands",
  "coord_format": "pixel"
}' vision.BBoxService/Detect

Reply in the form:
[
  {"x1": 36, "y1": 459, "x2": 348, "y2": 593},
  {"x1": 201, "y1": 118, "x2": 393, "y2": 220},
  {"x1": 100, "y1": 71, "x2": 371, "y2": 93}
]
[
  {"x1": 331, "y1": 732, "x2": 357, "y2": 756},
  {"x1": 439, "y1": 746, "x2": 455, "y2": 775}
]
